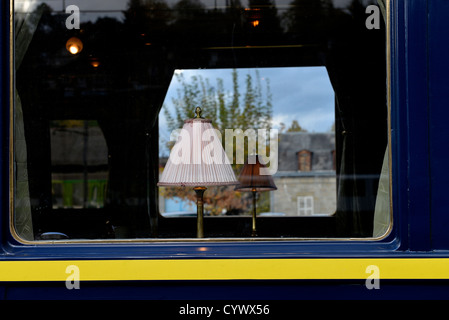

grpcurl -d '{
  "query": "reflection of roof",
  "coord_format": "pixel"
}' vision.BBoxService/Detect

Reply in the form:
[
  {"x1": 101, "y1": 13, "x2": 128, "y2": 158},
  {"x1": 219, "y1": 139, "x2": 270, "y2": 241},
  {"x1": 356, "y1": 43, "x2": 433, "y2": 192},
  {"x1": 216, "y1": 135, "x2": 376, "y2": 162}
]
[
  {"x1": 50, "y1": 127, "x2": 108, "y2": 166},
  {"x1": 161, "y1": 211, "x2": 196, "y2": 217},
  {"x1": 277, "y1": 132, "x2": 335, "y2": 171}
]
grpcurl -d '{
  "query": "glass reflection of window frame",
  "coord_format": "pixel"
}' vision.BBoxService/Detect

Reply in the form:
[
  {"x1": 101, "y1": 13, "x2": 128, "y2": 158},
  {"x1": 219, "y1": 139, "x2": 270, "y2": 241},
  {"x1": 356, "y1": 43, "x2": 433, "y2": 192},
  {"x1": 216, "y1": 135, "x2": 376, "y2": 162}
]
[{"x1": 297, "y1": 196, "x2": 314, "y2": 216}]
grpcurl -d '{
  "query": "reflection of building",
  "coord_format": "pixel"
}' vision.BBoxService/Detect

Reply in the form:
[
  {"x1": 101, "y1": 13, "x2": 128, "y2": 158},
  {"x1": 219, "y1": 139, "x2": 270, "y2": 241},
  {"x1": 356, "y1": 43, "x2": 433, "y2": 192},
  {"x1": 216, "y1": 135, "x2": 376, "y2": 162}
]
[{"x1": 271, "y1": 132, "x2": 336, "y2": 216}]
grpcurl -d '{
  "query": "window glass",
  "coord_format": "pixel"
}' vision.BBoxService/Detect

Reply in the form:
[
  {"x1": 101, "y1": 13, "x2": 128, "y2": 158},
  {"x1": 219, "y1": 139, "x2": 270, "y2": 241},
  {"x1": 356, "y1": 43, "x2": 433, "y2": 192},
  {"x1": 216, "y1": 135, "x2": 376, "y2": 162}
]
[
  {"x1": 159, "y1": 66, "x2": 336, "y2": 220},
  {"x1": 13, "y1": 0, "x2": 389, "y2": 241}
]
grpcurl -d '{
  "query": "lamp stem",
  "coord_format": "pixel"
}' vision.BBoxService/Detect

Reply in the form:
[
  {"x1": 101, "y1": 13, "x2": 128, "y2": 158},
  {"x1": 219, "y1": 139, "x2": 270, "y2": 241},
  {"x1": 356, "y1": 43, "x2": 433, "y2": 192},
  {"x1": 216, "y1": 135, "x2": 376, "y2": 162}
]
[
  {"x1": 252, "y1": 189, "x2": 257, "y2": 237},
  {"x1": 194, "y1": 186, "x2": 207, "y2": 238}
]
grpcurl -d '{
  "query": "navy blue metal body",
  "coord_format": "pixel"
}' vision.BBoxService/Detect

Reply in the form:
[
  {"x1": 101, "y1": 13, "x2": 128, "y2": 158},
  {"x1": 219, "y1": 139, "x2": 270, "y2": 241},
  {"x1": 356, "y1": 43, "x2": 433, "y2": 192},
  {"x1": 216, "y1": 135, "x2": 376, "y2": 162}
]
[
  {"x1": 428, "y1": 0, "x2": 449, "y2": 251},
  {"x1": 1, "y1": 0, "x2": 449, "y2": 300}
]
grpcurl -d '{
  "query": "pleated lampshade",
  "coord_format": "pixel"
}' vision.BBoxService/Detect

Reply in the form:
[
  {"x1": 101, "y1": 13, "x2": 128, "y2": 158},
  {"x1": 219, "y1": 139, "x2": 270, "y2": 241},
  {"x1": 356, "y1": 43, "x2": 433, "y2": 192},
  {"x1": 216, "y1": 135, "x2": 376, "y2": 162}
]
[
  {"x1": 235, "y1": 155, "x2": 277, "y2": 192},
  {"x1": 158, "y1": 109, "x2": 238, "y2": 187},
  {"x1": 158, "y1": 107, "x2": 238, "y2": 238}
]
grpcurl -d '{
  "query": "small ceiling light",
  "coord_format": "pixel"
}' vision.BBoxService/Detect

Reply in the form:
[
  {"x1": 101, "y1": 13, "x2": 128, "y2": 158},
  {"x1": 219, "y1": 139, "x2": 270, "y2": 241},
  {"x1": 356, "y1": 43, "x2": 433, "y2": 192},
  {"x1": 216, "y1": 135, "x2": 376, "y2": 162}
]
[{"x1": 66, "y1": 37, "x2": 83, "y2": 55}]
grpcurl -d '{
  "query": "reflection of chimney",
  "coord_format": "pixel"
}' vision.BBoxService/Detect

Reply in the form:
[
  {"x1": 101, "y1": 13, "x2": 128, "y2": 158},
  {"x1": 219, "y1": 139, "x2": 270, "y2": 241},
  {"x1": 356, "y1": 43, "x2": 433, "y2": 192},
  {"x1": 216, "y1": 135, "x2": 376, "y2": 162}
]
[{"x1": 297, "y1": 150, "x2": 312, "y2": 171}]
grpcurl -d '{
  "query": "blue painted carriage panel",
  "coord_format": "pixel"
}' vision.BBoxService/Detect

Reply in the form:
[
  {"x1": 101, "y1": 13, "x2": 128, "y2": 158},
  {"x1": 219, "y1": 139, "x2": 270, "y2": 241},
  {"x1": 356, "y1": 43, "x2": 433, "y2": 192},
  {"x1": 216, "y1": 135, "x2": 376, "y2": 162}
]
[
  {"x1": 402, "y1": 0, "x2": 432, "y2": 251},
  {"x1": 428, "y1": 0, "x2": 449, "y2": 250}
]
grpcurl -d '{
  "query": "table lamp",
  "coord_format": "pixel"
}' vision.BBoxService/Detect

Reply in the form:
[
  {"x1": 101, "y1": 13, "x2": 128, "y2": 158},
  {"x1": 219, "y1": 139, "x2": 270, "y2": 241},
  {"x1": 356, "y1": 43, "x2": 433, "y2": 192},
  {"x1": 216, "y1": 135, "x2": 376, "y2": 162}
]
[
  {"x1": 235, "y1": 154, "x2": 277, "y2": 236},
  {"x1": 157, "y1": 107, "x2": 238, "y2": 238}
]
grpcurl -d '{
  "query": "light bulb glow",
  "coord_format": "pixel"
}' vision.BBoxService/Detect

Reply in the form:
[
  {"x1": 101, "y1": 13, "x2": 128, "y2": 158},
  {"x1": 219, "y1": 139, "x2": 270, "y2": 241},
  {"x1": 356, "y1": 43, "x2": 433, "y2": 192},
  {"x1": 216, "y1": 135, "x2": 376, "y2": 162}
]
[
  {"x1": 251, "y1": 20, "x2": 260, "y2": 27},
  {"x1": 66, "y1": 37, "x2": 83, "y2": 55},
  {"x1": 91, "y1": 60, "x2": 100, "y2": 68},
  {"x1": 69, "y1": 45, "x2": 79, "y2": 54}
]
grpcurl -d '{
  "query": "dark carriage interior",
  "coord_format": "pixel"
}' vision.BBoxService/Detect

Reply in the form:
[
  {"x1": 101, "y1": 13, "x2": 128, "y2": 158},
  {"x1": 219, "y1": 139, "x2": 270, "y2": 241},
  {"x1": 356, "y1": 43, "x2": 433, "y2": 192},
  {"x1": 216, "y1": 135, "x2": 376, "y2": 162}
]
[{"x1": 15, "y1": 0, "x2": 387, "y2": 240}]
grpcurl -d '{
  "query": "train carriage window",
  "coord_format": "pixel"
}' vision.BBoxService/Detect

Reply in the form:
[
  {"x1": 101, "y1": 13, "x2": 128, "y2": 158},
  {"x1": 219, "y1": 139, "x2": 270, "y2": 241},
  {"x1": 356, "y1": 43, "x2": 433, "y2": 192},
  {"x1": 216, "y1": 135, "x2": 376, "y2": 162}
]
[{"x1": 13, "y1": 0, "x2": 390, "y2": 241}]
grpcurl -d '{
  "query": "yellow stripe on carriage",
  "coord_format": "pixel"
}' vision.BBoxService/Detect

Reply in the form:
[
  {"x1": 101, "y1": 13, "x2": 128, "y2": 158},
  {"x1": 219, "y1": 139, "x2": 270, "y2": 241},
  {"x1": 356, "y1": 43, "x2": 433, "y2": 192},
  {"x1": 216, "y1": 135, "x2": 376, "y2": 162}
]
[{"x1": 0, "y1": 258, "x2": 448, "y2": 281}]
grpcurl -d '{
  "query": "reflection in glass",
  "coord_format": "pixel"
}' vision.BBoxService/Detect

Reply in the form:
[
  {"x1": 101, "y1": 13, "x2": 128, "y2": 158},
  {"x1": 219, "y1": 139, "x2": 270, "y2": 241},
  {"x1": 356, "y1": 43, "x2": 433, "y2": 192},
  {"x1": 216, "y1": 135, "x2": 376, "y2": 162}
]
[{"x1": 50, "y1": 120, "x2": 108, "y2": 209}]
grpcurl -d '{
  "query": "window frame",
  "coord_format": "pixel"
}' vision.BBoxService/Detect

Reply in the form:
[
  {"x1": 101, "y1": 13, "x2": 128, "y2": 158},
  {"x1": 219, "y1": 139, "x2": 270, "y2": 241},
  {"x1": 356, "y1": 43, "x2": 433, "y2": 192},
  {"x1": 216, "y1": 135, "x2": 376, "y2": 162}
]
[{"x1": 5, "y1": 0, "x2": 399, "y2": 254}]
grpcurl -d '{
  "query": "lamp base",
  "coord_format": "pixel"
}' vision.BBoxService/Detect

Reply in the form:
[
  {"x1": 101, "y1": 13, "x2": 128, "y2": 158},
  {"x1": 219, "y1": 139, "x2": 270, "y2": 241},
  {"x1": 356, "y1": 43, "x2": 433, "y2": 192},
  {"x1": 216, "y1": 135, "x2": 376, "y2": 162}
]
[
  {"x1": 251, "y1": 190, "x2": 257, "y2": 237},
  {"x1": 194, "y1": 186, "x2": 207, "y2": 238}
]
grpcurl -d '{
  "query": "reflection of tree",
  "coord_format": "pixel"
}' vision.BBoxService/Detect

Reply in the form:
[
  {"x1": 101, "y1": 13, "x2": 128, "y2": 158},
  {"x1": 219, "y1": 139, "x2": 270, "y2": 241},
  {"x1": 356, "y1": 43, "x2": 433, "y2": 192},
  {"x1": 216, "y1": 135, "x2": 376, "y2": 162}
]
[
  {"x1": 283, "y1": 0, "x2": 333, "y2": 43},
  {"x1": 124, "y1": 0, "x2": 172, "y2": 46},
  {"x1": 286, "y1": 120, "x2": 307, "y2": 132},
  {"x1": 164, "y1": 69, "x2": 272, "y2": 135}
]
